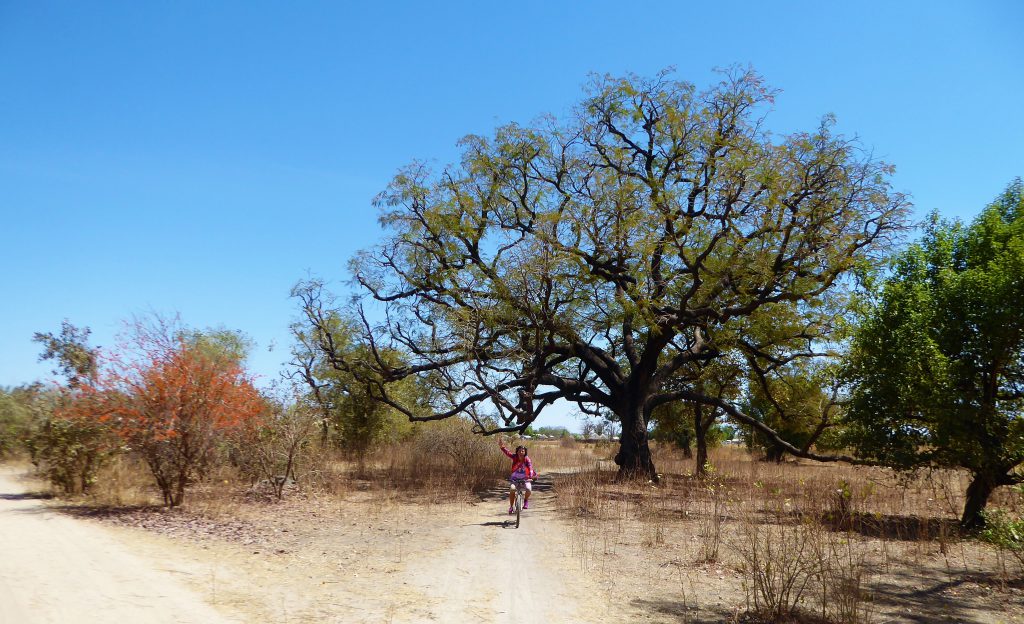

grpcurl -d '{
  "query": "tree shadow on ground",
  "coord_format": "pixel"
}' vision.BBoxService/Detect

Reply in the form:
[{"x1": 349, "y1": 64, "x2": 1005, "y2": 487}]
[
  {"x1": 824, "y1": 511, "x2": 961, "y2": 541},
  {"x1": 868, "y1": 569, "x2": 1023, "y2": 624},
  {"x1": 476, "y1": 473, "x2": 555, "y2": 503},
  {"x1": 55, "y1": 503, "x2": 164, "y2": 517},
  {"x1": 0, "y1": 491, "x2": 53, "y2": 501}
]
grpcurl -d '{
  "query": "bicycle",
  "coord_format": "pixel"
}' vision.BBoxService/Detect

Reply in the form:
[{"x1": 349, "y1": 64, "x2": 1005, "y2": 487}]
[{"x1": 509, "y1": 478, "x2": 529, "y2": 528}]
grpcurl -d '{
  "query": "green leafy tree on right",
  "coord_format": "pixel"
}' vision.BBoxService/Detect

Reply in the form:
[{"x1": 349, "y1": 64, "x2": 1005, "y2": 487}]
[{"x1": 842, "y1": 179, "x2": 1024, "y2": 529}]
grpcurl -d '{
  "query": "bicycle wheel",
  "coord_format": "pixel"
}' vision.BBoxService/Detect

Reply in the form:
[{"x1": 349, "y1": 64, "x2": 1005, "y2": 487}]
[{"x1": 515, "y1": 489, "x2": 523, "y2": 528}]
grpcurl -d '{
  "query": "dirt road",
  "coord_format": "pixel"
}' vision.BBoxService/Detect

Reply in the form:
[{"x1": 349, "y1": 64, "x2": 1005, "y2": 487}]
[
  {"x1": 384, "y1": 484, "x2": 608, "y2": 623},
  {"x1": 0, "y1": 468, "x2": 616, "y2": 623},
  {"x1": 0, "y1": 467, "x2": 233, "y2": 624}
]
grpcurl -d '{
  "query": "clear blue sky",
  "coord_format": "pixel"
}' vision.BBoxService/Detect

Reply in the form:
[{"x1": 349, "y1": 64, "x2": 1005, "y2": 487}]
[{"x1": 2, "y1": 1, "x2": 1022, "y2": 431}]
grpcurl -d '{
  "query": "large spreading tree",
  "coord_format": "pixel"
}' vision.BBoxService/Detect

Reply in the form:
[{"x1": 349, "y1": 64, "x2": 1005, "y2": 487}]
[
  {"x1": 307, "y1": 68, "x2": 908, "y2": 480},
  {"x1": 843, "y1": 180, "x2": 1024, "y2": 528}
]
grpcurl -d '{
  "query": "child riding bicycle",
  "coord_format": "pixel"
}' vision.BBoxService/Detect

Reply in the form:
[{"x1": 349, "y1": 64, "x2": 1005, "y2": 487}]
[{"x1": 499, "y1": 437, "x2": 536, "y2": 514}]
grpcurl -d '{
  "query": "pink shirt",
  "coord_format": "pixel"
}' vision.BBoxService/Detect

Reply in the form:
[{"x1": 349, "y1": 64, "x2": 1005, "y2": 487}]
[{"x1": 501, "y1": 446, "x2": 536, "y2": 480}]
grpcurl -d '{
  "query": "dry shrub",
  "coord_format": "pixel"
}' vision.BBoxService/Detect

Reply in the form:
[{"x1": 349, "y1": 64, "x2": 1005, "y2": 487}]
[
  {"x1": 227, "y1": 404, "x2": 319, "y2": 499},
  {"x1": 736, "y1": 516, "x2": 821, "y2": 620},
  {"x1": 530, "y1": 439, "x2": 613, "y2": 472},
  {"x1": 552, "y1": 468, "x2": 620, "y2": 572},
  {"x1": 377, "y1": 419, "x2": 504, "y2": 494},
  {"x1": 696, "y1": 466, "x2": 726, "y2": 562},
  {"x1": 554, "y1": 468, "x2": 615, "y2": 519},
  {"x1": 85, "y1": 454, "x2": 158, "y2": 506},
  {"x1": 815, "y1": 534, "x2": 873, "y2": 624},
  {"x1": 734, "y1": 500, "x2": 873, "y2": 624}
]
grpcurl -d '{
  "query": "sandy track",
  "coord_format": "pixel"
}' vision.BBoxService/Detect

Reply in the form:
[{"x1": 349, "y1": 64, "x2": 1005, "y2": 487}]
[
  {"x1": 0, "y1": 468, "x2": 616, "y2": 623},
  {"x1": 0, "y1": 467, "x2": 233, "y2": 624},
  {"x1": 391, "y1": 488, "x2": 607, "y2": 623}
]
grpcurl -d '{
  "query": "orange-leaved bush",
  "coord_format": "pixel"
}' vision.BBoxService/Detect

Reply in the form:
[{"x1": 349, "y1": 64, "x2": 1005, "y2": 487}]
[{"x1": 62, "y1": 326, "x2": 266, "y2": 506}]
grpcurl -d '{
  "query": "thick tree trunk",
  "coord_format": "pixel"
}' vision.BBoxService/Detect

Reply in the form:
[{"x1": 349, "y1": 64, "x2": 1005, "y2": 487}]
[
  {"x1": 614, "y1": 401, "x2": 658, "y2": 482},
  {"x1": 694, "y1": 434, "x2": 708, "y2": 478},
  {"x1": 961, "y1": 470, "x2": 1003, "y2": 530}
]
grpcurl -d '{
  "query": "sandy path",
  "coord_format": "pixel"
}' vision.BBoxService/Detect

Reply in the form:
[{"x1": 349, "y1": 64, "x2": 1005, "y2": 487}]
[
  {"x1": 390, "y1": 486, "x2": 608, "y2": 623},
  {"x1": 0, "y1": 466, "x2": 619, "y2": 623},
  {"x1": 0, "y1": 467, "x2": 233, "y2": 624},
  {"x1": 170, "y1": 478, "x2": 622, "y2": 623}
]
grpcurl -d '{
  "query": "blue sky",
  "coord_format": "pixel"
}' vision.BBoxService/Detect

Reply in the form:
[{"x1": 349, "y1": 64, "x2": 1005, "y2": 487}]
[{"x1": 2, "y1": 1, "x2": 1022, "y2": 431}]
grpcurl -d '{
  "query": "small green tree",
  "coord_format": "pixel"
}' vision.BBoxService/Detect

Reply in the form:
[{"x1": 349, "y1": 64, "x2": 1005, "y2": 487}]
[
  {"x1": 743, "y1": 362, "x2": 841, "y2": 462},
  {"x1": 29, "y1": 398, "x2": 116, "y2": 494},
  {"x1": 0, "y1": 386, "x2": 34, "y2": 458},
  {"x1": 27, "y1": 322, "x2": 116, "y2": 494},
  {"x1": 33, "y1": 320, "x2": 97, "y2": 389},
  {"x1": 650, "y1": 402, "x2": 696, "y2": 457},
  {"x1": 291, "y1": 281, "x2": 421, "y2": 455},
  {"x1": 842, "y1": 179, "x2": 1024, "y2": 528}
]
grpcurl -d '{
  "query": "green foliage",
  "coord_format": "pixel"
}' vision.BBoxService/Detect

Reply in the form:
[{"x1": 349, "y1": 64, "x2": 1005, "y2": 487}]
[
  {"x1": 650, "y1": 402, "x2": 695, "y2": 450},
  {"x1": 742, "y1": 362, "x2": 841, "y2": 461},
  {"x1": 0, "y1": 387, "x2": 34, "y2": 457},
  {"x1": 842, "y1": 179, "x2": 1024, "y2": 525},
  {"x1": 24, "y1": 322, "x2": 115, "y2": 493},
  {"x1": 178, "y1": 326, "x2": 254, "y2": 368},
  {"x1": 32, "y1": 320, "x2": 97, "y2": 388},
  {"x1": 291, "y1": 283, "x2": 424, "y2": 454},
  {"x1": 650, "y1": 402, "x2": 732, "y2": 451},
  {"x1": 979, "y1": 509, "x2": 1024, "y2": 568},
  {"x1": 23, "y1": 388, "x2": 116, "y2": 495}
]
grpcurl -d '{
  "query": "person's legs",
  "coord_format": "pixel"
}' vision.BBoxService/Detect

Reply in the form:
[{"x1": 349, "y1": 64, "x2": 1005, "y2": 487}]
[
  {"x1": 523, "y1": 481, "x2": 532, "y2": 508},
  {"x1": 508, "y1": 483, "x2": 516, "y2": 513}
]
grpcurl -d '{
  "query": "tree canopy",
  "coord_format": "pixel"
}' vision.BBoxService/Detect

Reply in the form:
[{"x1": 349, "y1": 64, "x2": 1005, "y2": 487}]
[
  {"x1": 306, "y1": 68, "x2": 909, "y2": 479},
  {"x1": 842, "y1": 179, "x2": 1024, "y2": 528}
]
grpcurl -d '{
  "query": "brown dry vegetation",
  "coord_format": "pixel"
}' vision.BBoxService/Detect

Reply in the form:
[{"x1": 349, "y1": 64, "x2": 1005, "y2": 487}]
[{"x1": 28, "y1": 438, "x2": 1024, "y2": 623}]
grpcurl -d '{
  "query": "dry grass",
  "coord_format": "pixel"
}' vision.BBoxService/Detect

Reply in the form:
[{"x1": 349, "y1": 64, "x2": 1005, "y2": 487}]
[
  {"x1": 549, "y1": 443, "x2": 1024, "y2": 623},
  {"x1": 35, "y1": 435, "x2": 1024, "y2": 623}
]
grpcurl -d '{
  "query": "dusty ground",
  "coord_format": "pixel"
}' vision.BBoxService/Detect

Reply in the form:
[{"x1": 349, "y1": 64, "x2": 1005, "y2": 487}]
[
  {"x1": 0, "y1": 466, "x2": 625, "y2": 623},
  {"x1": 4, "y1": 461, "x2": 1024, "y2": 623},
  {"x1": 0, "y1": 467, "x2": 232, "y2": 624}
]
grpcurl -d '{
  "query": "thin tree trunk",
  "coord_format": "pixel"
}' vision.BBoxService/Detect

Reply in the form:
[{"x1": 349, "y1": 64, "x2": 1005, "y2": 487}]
[
  {"x1": 173, "y1": 468, "x2": 187, "y2": 507},
  {"x1": 764, "y1": 444, "x2": 785, "y2": 463},
  {"x1": 694, "y1": 399, "x2": 713, "y2": 478},
  {"x1": 694, "y1": 416, "x2": 709, "y2": 479}
]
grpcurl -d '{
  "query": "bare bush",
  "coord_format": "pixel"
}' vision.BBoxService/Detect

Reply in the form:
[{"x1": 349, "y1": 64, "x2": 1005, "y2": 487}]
[
  {"x1": 735, "y1": 515, "x2": 822, "y2": 620},
  {"x1": 229, "y1": 402, "x2": 319, "y2": 499},
  {"x1": 734, "y1": 497, "x2": 874, "y2": 623},
  {"x1": 696, "y1": 465, "x2": 726, "y2": 563}
]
